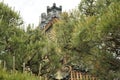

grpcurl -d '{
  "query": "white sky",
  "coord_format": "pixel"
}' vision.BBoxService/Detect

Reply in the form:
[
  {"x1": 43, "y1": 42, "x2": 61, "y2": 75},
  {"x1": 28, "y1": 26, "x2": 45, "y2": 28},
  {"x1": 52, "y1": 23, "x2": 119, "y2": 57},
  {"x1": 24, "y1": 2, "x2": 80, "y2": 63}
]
[{"x1": 0, "y1": 0, "x2": 80, "y2": 26}]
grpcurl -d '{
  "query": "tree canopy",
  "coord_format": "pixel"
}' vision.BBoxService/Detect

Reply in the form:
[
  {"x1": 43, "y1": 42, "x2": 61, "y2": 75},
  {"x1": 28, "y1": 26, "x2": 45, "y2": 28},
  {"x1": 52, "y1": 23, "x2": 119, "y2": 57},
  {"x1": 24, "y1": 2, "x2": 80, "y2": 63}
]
[{"x1": 0, "y1": 0, "x2": 120, "y2": 80}]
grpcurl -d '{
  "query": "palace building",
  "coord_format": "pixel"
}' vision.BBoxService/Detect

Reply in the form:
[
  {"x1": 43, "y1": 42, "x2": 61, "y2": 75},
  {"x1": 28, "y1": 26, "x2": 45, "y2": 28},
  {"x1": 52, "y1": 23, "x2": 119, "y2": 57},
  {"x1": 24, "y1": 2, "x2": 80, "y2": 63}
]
[{"x1": 39, "y1": 3, "x2": 97, "y2": 80}]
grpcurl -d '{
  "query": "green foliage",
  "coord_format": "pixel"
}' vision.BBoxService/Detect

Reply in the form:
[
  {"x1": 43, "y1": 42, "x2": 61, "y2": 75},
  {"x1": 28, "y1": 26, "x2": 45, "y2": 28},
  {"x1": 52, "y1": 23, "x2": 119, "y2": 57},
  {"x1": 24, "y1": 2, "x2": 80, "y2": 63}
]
[
  {"x1": 0, "y1": 67, "x2": 43, "y2": 80},
  {"x1": 52, "y1": 0, "x2": 120, "y2": 79},
  {"x1": 0, "y1": 0, "x2": 120, "y2": 79}
]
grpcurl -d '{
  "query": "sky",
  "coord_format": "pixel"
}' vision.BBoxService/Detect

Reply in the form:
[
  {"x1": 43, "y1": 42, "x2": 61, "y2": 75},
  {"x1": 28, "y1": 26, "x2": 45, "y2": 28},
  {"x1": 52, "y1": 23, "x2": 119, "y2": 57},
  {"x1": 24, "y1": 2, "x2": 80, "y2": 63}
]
[{"x1": 0, "y1": 0, "x2": 80, "y2": 26}]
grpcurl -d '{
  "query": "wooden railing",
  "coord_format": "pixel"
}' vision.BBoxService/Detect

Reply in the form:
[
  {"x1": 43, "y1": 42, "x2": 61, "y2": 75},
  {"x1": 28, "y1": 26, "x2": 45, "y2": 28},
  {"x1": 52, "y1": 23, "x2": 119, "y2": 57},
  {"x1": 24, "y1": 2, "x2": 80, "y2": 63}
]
[{"x1": 70, "y1": 70, "x2": 97, "y2": 80}]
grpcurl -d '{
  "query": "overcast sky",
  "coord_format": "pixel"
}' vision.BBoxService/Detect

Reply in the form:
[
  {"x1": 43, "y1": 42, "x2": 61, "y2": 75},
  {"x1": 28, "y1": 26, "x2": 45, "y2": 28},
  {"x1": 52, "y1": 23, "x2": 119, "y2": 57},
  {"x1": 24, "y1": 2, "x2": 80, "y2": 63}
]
[{"x1": 1, "y1": 0, "x2": 80, "y2": 26}]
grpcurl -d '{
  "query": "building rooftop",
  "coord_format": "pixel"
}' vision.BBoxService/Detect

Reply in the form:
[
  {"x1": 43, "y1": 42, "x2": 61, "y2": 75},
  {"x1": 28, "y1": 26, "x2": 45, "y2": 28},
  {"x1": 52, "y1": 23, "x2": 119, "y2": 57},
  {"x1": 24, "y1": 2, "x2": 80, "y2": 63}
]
[{"x1": 40, "y1": 3, "x2": 62, "y2": 29}]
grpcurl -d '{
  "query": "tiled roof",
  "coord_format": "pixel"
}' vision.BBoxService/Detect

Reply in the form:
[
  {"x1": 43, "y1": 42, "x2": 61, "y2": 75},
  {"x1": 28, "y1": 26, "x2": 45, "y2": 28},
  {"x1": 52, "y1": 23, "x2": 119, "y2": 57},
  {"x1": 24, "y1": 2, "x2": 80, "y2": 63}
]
[{"x1": 40, "y1": 3, "x2": 62, "y2": 31}]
